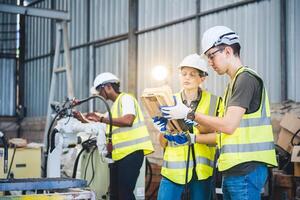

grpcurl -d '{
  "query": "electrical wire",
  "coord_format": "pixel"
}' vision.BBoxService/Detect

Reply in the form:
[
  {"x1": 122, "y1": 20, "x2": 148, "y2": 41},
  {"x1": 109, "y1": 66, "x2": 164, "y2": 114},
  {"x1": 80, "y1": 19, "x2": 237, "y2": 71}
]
[
  {"x1": 72, "y1": 148, "x2": 85, "y2": 178},
  {"x1": 145, "y1": 158, "x2": 152, "y2": 193},
  {"x1": 87, "y1": 147, "x2": 97, "y2": 186},
  {"x1": 6, "y1": 145, "x2": 16, "y2": 179}
]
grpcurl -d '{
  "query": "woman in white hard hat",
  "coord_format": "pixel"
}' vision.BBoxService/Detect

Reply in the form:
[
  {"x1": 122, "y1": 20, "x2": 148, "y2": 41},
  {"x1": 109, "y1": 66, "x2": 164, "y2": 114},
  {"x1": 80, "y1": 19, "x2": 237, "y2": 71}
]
[
  {"x1": 74, "y1": 72, "x2": 154, "y2": 200},
  {"x1": 160, "y1": 26, "x2": 278, "y2": 200},
  {"x1": 153, "y1": 54, "x2": 221, "y2": 200}
]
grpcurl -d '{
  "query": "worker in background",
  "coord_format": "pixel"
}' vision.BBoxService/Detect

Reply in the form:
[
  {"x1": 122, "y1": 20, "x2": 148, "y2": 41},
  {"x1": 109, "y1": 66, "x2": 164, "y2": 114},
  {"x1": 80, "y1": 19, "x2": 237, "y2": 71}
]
[
  {"x1": 160, "y1": 26, "x2": 278, "y2": 199},
  {"x1": 153, "y1": 54, "x2": 221, "y2": 200},
  {"x1": 74, "y1": 72, "x2": 154, "y2": 200}
]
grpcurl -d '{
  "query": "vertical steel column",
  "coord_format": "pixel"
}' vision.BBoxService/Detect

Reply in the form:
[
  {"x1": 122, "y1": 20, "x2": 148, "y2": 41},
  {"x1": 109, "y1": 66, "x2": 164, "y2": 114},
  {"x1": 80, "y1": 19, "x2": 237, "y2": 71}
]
[
  {"x1": 128, "y1": 0, "x2": 138, "y2": 96},
  {"x1": 280, "y1": 0, "x2": 287, "y2": 101},
  {"x1": 18, "y1": 0, "x2": 26, "y2": 137},
  {"x1": 196, "y1": 0, "x2": 201, "y2": 54}
]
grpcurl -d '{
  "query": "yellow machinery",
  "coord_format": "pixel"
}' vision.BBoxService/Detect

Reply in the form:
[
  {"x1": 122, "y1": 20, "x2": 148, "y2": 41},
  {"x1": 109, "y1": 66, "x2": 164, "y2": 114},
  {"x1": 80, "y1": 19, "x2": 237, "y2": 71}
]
[{"x1": 0, "y1": 147, "x2": 41, "y2": 179}]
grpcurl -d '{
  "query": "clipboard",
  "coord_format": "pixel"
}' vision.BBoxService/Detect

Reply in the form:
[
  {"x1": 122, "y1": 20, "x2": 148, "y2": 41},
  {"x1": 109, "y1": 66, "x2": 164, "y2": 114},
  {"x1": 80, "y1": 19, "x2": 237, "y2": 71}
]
[{"x1": 141, "y1": 85, "x2": 188, "y2": 133}]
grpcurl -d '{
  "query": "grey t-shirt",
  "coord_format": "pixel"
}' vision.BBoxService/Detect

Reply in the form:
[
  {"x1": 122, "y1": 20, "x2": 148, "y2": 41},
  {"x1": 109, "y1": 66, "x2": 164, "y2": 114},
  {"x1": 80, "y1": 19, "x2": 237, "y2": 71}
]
[{"x1": 222, "y1": 71, "x2": 264, "y2": 176}]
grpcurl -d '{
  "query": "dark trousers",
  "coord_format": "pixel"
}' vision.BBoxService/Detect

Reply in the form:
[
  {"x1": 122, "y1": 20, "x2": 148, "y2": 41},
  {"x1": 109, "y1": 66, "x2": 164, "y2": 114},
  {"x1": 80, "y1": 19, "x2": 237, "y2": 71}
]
[{"x1": 109, "y1": 150, "x2": 144, "y2": 200}]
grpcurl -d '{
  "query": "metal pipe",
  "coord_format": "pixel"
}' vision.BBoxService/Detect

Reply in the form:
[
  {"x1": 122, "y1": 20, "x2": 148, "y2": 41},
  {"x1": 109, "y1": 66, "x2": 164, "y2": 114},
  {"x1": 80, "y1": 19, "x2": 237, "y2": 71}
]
[
  {"x1": 26, "y1": 0, "x2": 45, "y2": 7},
  {"x1": 280, "y1": 0, "x2": 287, "y2": 101},
  {"x1": 0, "y1": 3, "x2": 70, "y2": 21}
]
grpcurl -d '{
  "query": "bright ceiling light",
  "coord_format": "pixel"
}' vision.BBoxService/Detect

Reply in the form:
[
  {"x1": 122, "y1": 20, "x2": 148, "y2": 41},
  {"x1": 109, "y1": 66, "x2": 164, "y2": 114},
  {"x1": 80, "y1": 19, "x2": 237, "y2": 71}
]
[{"x1": 152, "y1": 65, "x2": 168, "y2": 81}]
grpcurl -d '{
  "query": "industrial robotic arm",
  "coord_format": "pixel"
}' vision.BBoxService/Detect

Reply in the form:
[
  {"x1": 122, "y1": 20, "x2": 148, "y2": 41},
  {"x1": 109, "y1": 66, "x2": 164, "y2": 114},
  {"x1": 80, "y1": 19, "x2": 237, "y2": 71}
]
[{"x1": 45, "y1": 96, "x2": 113, "y2": 178}]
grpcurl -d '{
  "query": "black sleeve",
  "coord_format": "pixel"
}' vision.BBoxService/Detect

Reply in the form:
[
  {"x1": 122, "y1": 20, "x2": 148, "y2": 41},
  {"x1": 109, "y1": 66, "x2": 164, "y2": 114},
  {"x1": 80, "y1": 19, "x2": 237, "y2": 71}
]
[{"x1": 227, "y1": 72, "x2": 261, "y2": 112}]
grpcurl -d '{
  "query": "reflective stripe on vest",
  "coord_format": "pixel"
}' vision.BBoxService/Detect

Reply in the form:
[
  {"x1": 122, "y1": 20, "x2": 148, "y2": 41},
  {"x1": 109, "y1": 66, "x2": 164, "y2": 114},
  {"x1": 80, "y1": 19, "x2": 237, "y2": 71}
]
[
  {"x1": 113, "y1": 135, "x2": 151, "y2": 149},
  {"x1": 220, "y1": 141, "x2": 275, "y2": 154}
]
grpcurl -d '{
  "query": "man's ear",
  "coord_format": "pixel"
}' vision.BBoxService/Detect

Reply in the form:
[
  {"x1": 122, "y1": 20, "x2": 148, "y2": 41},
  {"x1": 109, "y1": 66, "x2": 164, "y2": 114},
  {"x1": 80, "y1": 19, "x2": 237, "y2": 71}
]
[
  {"x1": 225, "y1": 46, "x2": 233, "y2": 56},
  {"x1": 201, "y1": 76, "x2": 206, "y2": 82}
]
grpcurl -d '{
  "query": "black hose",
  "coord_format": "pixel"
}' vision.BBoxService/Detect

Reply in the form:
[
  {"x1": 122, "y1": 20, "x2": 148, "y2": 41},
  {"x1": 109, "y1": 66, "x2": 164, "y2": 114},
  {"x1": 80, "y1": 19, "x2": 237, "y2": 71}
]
[
  {"x1": 72, "y1": 148, "x2": 85, "y2": 178},
  {"x1": 182, "y1": 144, "x2": 191, "y2": 200},
  {"x1": 1, "y1": 135, "x2": 8, "y2": 174},
  {"x1": 145, "y1": 158, "x2": 152, "y2": 193},
  {"x1": 291, "y1": 128, "x2": 300, "y2": 146},
  {"x1": 87, "y1": 147, "x2": 97, "y2": 186},
  {"x1": 49, "y1": 129, "x2": 59, "y2": 153},
  {"x1": 6, "y1": 145, "x2": 16, "y2": 179}
]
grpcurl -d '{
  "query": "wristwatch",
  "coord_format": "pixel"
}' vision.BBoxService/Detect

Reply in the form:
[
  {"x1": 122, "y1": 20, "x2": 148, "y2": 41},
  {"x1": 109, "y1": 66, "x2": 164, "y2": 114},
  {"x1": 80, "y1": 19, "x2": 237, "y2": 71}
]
[{"x1": 186, "y1": 109, "x2": 195, "y2": 121}]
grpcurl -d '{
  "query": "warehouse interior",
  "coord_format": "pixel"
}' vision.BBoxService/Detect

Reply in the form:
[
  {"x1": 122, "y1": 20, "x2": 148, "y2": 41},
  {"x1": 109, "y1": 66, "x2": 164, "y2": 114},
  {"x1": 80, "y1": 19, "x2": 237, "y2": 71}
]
[{"x1": 0, "y1": 0, "x2": 300, "y2": 199}]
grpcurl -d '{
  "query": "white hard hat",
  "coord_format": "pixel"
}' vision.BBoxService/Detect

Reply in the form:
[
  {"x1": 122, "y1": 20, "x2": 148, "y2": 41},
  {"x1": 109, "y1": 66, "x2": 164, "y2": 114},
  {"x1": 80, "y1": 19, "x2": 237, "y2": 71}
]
[
  {"x1": 201, "y1": 26, "x2": 240, "y2": 55},
  {"x1": 90, "y1": 72, "x2": 119, "y2": 94},
  {"x1": 178, "y1": 54, "x2": 208, "y2": 74}
]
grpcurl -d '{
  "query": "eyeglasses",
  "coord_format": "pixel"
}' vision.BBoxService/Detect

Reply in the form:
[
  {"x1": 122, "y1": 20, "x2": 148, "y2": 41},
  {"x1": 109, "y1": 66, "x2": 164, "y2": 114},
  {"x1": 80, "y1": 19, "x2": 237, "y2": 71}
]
[{"x1": 206, "y1": 47, "x2": 224, "y2": 60}]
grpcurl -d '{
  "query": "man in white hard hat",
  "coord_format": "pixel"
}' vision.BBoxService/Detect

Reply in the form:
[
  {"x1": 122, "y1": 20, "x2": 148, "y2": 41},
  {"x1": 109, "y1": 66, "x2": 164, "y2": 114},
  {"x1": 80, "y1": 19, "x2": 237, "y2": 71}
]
[
  {"x1": 74, "y1": 72, "x2": 154, "y2": 200},
  {"x1": 152, "y1": 54, "x2": 221, "y2": 200},
  {"x1": 160, "y1": 26, "x2": 277, "y2": 199}
]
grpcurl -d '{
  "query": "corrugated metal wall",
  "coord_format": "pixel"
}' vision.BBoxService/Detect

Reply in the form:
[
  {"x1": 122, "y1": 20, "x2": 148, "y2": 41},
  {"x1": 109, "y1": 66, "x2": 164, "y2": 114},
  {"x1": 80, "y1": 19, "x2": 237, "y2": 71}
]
[
  {"x1": 24, "y1": 57, "x2": 51, "y2": 117},
  {"x1": 21, "y1": 0, "x2": 299, "y2": 117},
  {"x1": 138, "y1": 0, "x2": 196, "y2": 29},
  {"x1": 0, "y1": 59, "x2": 16, "y2": 116},
  {"x1": 137, "y1": 0, "x2": 281, "y2": 102},
  {"x1": 199, "y1": 0, "x2": 281, "y2": 101},
  {"x1": 137, "y1": 21, "x2": 197, "y2": 97},
  {"x1": 23, "y1": 0, "x2": 128, "y2": 116},
  {"x1": 287, "y1": 0, "x2": 300, "y2": 102},
  {"x1": 90, "y1": 0, "x2": 128, "y2": 40},
  {"x1": 0, "y1": 0, "x2": 17, "y2": 116}
]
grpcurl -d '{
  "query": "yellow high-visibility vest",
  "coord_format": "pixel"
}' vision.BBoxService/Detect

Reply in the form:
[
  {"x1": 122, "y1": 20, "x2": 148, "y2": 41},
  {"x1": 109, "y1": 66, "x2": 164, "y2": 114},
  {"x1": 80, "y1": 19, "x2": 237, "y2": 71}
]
[
  {"x1": 217, "y1": 67, "x2": 278, "y2": 171},
  {"x1": 161, "y1": 90, "x2": 221, "y2": 184},
  {"x1": 107, "y1": 93, "x2": 154, "y2": 161}
]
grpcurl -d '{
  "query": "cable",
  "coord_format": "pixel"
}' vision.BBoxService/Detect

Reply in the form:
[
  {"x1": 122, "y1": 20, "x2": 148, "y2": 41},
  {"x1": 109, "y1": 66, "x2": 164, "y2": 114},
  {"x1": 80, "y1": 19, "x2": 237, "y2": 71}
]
[
  {"x1": 72, "y1": 148, "x2": 85, "y2": 178},
  {"x1": 145, "y1": 158, "x2": 152, "y2": 193},
  {"x1": 6, "y1": 145, "x2": 16, "y2": 179},
  {"x1": 291, "y1": 128, "x2": 300, "y2": 146},
  {"x1": 83, "y1": 150, "x2": 92, "y2": 180},
  {"x1": 182, "y1": 144, "x2": 191, "y2": 200},
  {"x1": 147, "y1": 184, "x2": 159, "y2": 200},
  {"x1": 87, "y1": 147, "x2": 97, "y2": 186}
]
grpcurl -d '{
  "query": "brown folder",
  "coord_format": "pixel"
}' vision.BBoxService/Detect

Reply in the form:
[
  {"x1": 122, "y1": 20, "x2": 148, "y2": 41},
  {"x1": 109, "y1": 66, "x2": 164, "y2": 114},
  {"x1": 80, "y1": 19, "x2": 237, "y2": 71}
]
[{"x1": 141, "y1": 85, "x2": 188, "y2": 133}]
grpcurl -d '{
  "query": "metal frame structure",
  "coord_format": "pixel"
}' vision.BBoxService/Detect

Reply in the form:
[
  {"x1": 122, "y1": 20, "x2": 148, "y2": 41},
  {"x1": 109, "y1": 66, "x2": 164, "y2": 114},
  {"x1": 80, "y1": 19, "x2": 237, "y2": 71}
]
[{"x1": 0, "y1": 3, "x2": 73, "y2": 147}]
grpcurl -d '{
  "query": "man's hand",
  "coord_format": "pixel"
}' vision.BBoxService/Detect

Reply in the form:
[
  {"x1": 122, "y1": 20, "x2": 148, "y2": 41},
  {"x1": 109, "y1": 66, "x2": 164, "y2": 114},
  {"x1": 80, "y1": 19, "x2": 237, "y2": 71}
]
[
  {"x1": 73, "y1": 111, "x2": 90, "y2": 123},
  {"x1": 160, "y1": 96, "x2": 190, "y2": 119},
  {"x1": 163, "y1": 132, "x2": 196, "y2": 145},
  {"x1": 152, "y1": 116, "x2": 168, "y2": 133},
  {"x1": 85, "y1": 112, "x2": 104, "y2": 122}
]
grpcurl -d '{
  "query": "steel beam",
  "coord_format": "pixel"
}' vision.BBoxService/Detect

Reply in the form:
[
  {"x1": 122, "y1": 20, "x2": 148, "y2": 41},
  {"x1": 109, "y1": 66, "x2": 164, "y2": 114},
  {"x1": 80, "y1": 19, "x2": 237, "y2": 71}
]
[
  {"x1": 0, "y1": 3, "x2": 70, "y2": 21},
  {"x1": 128, "y1": 0, "x2": 138, "y2": 96},
  {"x1": 280, "y1": 0, "x2": 287, "y2": 101}
]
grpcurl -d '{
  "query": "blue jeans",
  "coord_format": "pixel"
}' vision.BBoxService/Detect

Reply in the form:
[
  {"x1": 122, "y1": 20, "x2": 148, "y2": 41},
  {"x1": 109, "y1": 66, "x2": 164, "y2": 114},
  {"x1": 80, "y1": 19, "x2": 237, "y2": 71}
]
[
  {"x1": 157, "y1": 176, "x2": 212, "y2": 200},
  {"x1": 222, "y1": 164, "x2": 268, "y2": 200}
]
